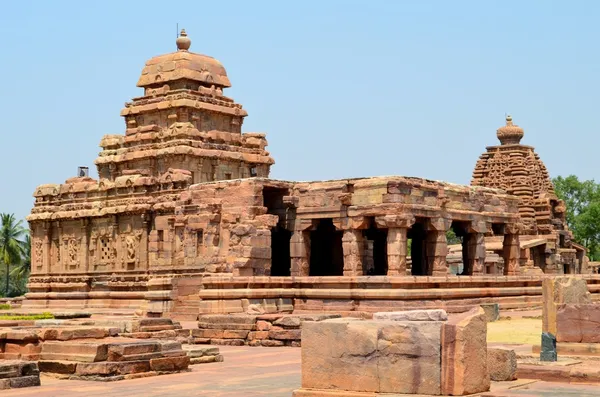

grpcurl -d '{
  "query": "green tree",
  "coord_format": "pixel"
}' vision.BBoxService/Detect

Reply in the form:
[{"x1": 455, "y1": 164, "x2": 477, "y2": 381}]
[
  {"x1": 0, "y1": 214, "x2": 26, "y2": 295},
  {"x1": 10, "y1": 234, "x2": 30, "y2": 296},
  {"x1": 553, "y1": 175, "x2": 600, "y2": 260}
]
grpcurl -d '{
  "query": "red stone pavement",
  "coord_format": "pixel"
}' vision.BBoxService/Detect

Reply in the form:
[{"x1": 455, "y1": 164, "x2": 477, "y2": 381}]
[
  {"x1": 2, "y1": 346, "x2": 300, "y2": 397},
  {"x1": 4, "y1": 344, "x2": 600, "y2": 396}
]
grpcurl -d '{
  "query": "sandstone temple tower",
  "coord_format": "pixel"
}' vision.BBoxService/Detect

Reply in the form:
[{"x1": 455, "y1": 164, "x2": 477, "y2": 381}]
[{"x1": 471, "y1": 115, "x2": 585, "y2": 274}]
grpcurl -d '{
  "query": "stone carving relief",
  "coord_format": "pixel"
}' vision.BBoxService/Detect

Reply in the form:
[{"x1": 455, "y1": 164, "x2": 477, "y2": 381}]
[
  {"x1": 34, "y1": 239, "x2": 43, "y2": 267},
  {"x1": 122, "y1": 230, "x2": 143, "y2": 264}
]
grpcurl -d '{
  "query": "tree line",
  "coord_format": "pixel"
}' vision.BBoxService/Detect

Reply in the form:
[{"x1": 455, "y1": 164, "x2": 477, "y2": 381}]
[{"x1": 0, "y1": 214, "x2": 29, "y2": 297}]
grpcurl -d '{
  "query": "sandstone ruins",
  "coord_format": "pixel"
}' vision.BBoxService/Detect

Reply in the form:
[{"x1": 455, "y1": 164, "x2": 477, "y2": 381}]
[{"x1": 24, "y1": 30, "x2": 589, "y2": 317}]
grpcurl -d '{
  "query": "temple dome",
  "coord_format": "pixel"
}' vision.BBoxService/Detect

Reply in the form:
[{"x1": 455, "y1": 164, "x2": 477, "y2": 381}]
[{"x1": 136, "y1": 29, "x2": 231, "y2": 88}]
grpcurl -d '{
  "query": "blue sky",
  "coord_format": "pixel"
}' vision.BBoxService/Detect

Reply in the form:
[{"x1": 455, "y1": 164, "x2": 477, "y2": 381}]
[{"x1": 1, "y1": 0, "x2": 598, "y2": 223}]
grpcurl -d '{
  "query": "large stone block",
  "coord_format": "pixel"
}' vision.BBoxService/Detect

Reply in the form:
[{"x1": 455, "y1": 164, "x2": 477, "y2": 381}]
[
  {"x1": 378, "y1": 321, "x2": 442, "y2": 395},
  {"x1": 556, "y1": 304, "x2": 600, "y2": 343},
  {"x1": 301, "y1": 318, "x2": 442, "y2": 394},
  {"x1": 487, "y1": 348, "x2": 517, "y2": 381},
  {"x1": 542, "y1": 277, "x2": 591, "y2": 335},
  {"x1": 441, "y1": 307, "x2": 490, "y2": 395}
]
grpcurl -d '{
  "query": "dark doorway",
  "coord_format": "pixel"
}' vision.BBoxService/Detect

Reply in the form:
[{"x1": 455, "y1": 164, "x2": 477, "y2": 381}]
[
  {"x1": 309, "y1": 219, "x2": 344, "y2": 276},
  {"x1": 271, "y1": 225, "x2": 291, "y2": 276},
  {"x1": 263, "y1": 186, "x2": 292, "y2": 276},
  {"x1": 409, "y1": 221, "x2": 427, "y2": 276},
  {"x1": 363, "y1": 223, "x2": 388, "y2": 275}
]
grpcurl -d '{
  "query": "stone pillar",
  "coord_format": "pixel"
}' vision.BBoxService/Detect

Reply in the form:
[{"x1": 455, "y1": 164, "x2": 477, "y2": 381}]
[
  {"x1": 387, "y1": 227, "x2": 408, "y2": 276},
  {"x1": 342, "y1": 229, "x2": 364, "y2": 276},
  {"x1": 426, "y1": 217, "x2": 452, "y2": 276},
  {"x1": 467, "y1": 233, "x2": 486, "y2": 275},
  {"x1": 427, "y1": 231, "x2": 448, "y2": 276},
  {"x1": 290, "y1": 231, "x2": 309, "y2": 276},
  {"x1": 503, "y1": 230, "x2": 520, "y2": 276},
  {"x1": 374, "y1": 215, "x2": 415, "y2": 276}
]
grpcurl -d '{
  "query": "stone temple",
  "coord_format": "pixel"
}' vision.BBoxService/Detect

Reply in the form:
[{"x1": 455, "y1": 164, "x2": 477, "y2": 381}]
[{"x1": 25, "y1": 30, "x2": 587, "y2": 316}]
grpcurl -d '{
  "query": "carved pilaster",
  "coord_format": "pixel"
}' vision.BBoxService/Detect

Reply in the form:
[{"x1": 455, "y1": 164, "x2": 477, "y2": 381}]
[
  {"x1": 80, "y1": 219, "x2": 89, "y2": 273},
  {"x1": 503, "y1": 233, "x2": 520, "y2": 276},
  {"x1": 290, "y1": 231, "x2": 309, "y2": 276},
  {"x1": 387, "y1": 227, "x2": 408, "y2": 276},
  {"x1": 342, "y1": 229, "x2": 364, "y2": 276}
]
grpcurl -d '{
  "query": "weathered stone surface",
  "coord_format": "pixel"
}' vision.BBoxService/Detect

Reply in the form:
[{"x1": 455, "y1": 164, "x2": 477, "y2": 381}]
[
  {"x1": 540, "y1": 332, "x2": 557, "y2": 362},
  {"x1": 41, "y1": 341, "x2": 109, "y2": 362},
  {"x1": 268, "y1": 329, "x2": 301, "y2": 340},
  {"x1": 441, "y1": 307, "x2": 489, "y2": 395},
  {"x1": 0, "y1": 361, "x2": 40, "y2": 390},
  {"x1": 556, "y1": 304, "x2": 600, "y2": 343},
  {"x1": 273, "y1": 317, "x2": 301, "y2": 328},
  {"x1": 480, "y1": 303, "x2": 500, "y2": 322},
  {"x1": 542, "y1": 277, "x2": 591, "y2": 335},
  {"x1": 38, "y1": 360, "x2": 78, "y2": 374},
  {"x1": 373, "y1": 309, "x2": 448, "y2": 322},
  {"x1": 301, "y1": 318, "x2": 442, "y2": 394},
  {"x1": 487, "y1": 348, "x2": 517, "y2": 381},
  {"x1": 149, "y1": 356, "x2": 190, "y2": 372}
]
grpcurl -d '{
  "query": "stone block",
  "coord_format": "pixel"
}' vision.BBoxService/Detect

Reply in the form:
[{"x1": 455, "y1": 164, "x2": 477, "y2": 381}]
[
  {"x1": 256, "y1": 320, "x2": 272, "y2": 331},
  {"x1": 373, "y1": 309, "x2": 448, "y2": 322},
  {"x1": 540, "y1": 332, "x2": 557, "y2": 362},
  {"x1": 480, "y1": 303, "x2": 500, "y2": 322},
  {"x1": 269, "y1": 329, "x2": 302, "y2": 340},
  {"x1": 487, "y1": 348, "x2": 517, "y2": 381},
  {"x1": 274, "y1": 316, "x2": 302, "y2": 328},
  {"x1": 556, "y1": 304, "x2": 600, "y2": 343},
  {"x1": 301, "y1": 318, "x2": 442, "y2": 394},
  {"x1": 378, "y1": 321, "x2": 442, "y2": 395},
  {"x1": 41, "y1": 341, "x2": 109, "y2": 362},
  {"x1": 441, "y1": 307, "x2": 489, "y2": 396},
  {"x1": 76, "y1": 360, "x2": 152, "y2": 376},
  {"x1": 38, "y1": 360, "x2": 78, "y2": 374},
  {"x1": 542, "y1": 277, "x2": 591, "y2": 335},
  {"x1": 149, "y1": 356, "x2": 190, "y2": 372},
  {"x1": 248, "y1": 331, "x2": 269, "y2": 340},
  {"x1": 8, "y1": 375, "x2": 40, "y2": 389},
  {"x1": 222, "y1": 330, "x2": 249, "y2": 339}
]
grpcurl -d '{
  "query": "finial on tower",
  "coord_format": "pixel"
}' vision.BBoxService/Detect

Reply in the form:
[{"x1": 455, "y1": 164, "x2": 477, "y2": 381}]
[
  {"x1": 496, "y1": 114, "x2": 524, "y2": 145},
  {"x1": 176, "y1": 29, "x2": 191, "y2": 51}
]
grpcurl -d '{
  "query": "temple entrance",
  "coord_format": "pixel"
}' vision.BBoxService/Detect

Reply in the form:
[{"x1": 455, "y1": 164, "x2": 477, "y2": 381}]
[
  {"x1": 363, "y1": 222, "x2": 388, "y2": 275},
  {"x1": 309, "y1": 219, "x2": 344, "y2": 276},
  {"x1": 271, "y1": 225, "x2": 291, "y2": 276},
  {"x1": 263, "y1": 186, "x2": 292, "y2": 276},
  {"x1": 408, "y1": 221, "x2": 427, "y2": 276}
]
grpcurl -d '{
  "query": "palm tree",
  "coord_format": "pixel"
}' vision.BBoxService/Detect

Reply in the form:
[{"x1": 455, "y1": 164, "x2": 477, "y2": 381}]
[
  {"x1": 10, "y1": 234, "x2": 31, "y2": 295},
  {"x1": 0, "y1": 214, "x2": 26, "y2": 295}
]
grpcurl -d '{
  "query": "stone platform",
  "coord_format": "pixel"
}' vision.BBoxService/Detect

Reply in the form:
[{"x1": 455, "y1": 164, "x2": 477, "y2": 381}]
[
  {"x1": 39, "y1": 338, "x2": 190, "y2": 381},
  {"x1": 194, "y1": 313, "x2": 340, "y2": 347}
]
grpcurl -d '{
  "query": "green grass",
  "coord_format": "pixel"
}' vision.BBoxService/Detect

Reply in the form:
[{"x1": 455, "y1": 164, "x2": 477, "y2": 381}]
[
  {"x1": 0, "y1": 313, "x2": 54, "y2": 320},
  {"x1": 0, "y1": 304, "x2": 10, "y2": 310}
]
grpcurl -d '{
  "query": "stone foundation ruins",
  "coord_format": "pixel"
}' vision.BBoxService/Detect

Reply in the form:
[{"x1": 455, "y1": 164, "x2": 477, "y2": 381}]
[{"x1": 24, "y1": 30, "x2": 591, "y2": 317}]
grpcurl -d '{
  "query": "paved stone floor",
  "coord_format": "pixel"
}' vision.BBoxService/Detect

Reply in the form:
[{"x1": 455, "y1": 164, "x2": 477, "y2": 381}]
[
  {"x1": 2, "y1": 346, "x2": 301, "y2": 397},
  {"x1": 3, "y1": 342, "x2": 600, "y2": 396}
]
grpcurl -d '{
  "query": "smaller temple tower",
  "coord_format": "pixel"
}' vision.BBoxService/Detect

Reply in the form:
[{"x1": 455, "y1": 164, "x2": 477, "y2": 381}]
[{"x1": 471, "y1": 116, "x2": 585, "y2": 273}]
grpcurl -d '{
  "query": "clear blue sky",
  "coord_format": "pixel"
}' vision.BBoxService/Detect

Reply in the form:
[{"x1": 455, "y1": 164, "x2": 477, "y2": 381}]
[{"x1": 1, "y1": 0, "x2": 599, "y2": 223}]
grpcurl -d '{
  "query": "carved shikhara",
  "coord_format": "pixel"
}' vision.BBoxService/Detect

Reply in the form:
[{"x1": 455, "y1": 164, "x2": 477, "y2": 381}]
[{"x1": 23, "y1": 32, "x2": 586, "y2": 314}]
